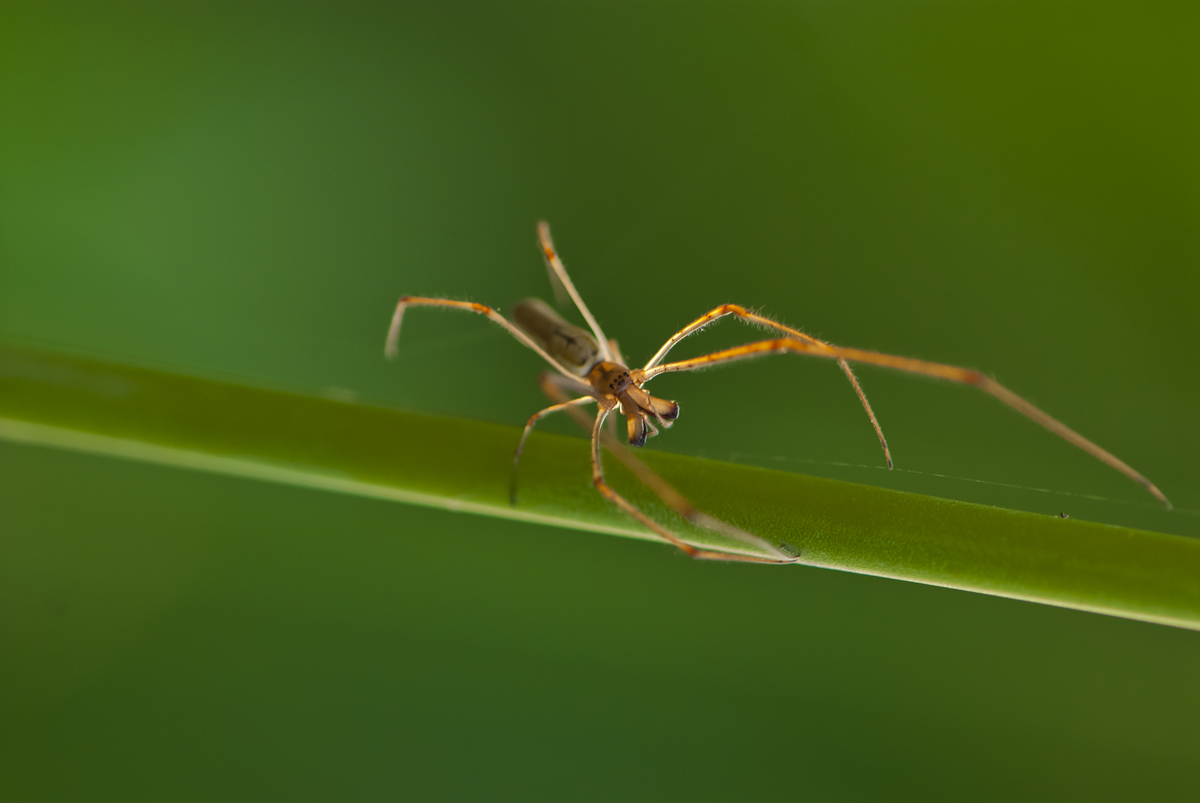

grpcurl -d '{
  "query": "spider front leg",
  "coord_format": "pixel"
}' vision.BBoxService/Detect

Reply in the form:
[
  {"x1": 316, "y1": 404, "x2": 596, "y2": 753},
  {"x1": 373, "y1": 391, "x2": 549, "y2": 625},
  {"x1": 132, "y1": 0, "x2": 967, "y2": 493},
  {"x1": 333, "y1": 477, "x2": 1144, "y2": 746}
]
[
  {"x1": 526, "y1": 373, "x2": 795, "y2": 559},
  {"x1": 588, "y1": 407, "x2": 800, "y2": 564},
  {"x1": 638, "y1": 338, "x2": 1171, "y2": 508},
  {"x1": 644, "y1": 304, "x2": 892, "y2": 468}
]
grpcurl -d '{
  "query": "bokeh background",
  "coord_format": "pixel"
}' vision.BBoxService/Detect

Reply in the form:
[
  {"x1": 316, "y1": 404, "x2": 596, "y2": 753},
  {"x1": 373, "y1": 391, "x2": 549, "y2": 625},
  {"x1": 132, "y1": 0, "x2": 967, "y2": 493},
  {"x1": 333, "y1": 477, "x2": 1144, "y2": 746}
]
[{"x1": 2, "y1": 1, "x2": 1198, "y2": 799}]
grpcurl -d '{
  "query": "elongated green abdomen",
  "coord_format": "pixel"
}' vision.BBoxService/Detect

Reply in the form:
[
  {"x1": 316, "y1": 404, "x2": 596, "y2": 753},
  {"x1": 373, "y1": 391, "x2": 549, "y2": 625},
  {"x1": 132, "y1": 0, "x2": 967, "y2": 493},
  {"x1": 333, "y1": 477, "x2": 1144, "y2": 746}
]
[{"x1": 511, "y1": 298, "x2": 600, "y2": 376}]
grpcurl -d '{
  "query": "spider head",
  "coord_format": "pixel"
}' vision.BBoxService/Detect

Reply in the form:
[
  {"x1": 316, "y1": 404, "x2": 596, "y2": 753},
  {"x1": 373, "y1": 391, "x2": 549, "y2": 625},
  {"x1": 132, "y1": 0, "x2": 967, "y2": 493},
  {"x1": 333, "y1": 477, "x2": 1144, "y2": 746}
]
[
  {"x1": 588, "y1": 362, "x2": 679, "y2": 446},
  {"x1": 586, "y1": 361, "x2": 634, "y2": 396}
]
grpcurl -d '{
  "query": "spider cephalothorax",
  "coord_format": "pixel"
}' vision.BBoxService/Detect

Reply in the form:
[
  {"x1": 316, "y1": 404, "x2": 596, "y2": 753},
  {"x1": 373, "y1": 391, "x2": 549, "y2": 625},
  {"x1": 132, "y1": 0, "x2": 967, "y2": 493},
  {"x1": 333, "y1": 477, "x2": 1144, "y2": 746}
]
[
  {"x1": 513, "y1": 298, "x2": 682, "y2": 448},
  {"x1": 582, "y1": 360, "x2": 680, "y2": 447}
]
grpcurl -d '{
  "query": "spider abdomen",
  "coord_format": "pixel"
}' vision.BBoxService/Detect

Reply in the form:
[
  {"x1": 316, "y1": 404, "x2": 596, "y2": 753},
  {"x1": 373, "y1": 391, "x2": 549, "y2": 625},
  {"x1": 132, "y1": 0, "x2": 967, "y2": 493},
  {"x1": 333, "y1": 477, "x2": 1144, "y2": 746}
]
[{"x1": 511, "y1": 298, "x2": 600, "y2": 376}]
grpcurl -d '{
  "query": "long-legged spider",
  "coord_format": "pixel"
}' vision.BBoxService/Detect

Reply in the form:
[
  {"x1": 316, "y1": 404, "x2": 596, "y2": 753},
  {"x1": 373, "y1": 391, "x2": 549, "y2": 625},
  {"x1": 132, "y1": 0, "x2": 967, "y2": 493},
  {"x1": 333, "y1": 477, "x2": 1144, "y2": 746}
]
[{"x1": 385, "y1": 222, "x2": 1170, "y2": 564}]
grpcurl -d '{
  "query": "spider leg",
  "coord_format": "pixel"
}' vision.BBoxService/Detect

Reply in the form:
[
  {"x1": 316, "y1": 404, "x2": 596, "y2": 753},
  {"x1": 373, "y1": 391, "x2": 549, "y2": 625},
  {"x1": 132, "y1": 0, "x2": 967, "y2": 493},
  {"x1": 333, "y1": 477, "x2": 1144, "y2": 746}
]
[
  {"x1": 542, "y1": 375, "x2": 789, "y2": 555},
  {"x1": 539, "y1": 376, "x2": 729, "y2": 526},
  {"x1": 529, "y1": 375, "x2": 797, "y2": 559},
  {"x1": 507, "y1": 373, "x2": 595, "y2": 504},
  {"x1": 606, "y1": 407, "x2": 620, "y2": 441},
  {"x1": 588, "y1": 407, "x2": 798, "y2": 563},
  {"x1": 385, "y1": 296, "x2": 579, "y2": 381},
  {"x1": 644, "y1": 304, "x2": 892, "y2": 468},
  {"x1": 638, "y1": 339, "x2": 1171, "y2": 508},
  {"x1": 598, "y1": 426, "x2": 793, "y2": 559},
  {"x1": 537, "y1": 222, "x2": 615, "y2": 363},
  {"x1": 511, "y1": 395, "x2": 596, "y2": 505}
]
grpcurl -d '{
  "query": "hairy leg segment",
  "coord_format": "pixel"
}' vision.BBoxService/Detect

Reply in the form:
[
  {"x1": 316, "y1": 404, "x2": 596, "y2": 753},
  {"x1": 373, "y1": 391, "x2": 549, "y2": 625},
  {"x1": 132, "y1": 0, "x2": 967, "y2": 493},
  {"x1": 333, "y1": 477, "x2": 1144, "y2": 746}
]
[
  {"x1": 639, "y1": 337, "x2": 1170, "y2": 508},
  {"x1": 513, "y1": 373, "x2": 798, "y2": 563},
  {"x1": 644, "y1": 304, "x2": 893, "y2": 468}
]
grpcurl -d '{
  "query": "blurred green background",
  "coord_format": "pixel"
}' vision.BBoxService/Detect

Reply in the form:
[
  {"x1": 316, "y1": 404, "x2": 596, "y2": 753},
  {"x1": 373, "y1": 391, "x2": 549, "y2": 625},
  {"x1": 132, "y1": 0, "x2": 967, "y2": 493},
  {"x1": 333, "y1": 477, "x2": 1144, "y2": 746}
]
[{"x1": 2, "y1": 1, "x2": 1198, "y2": 799}]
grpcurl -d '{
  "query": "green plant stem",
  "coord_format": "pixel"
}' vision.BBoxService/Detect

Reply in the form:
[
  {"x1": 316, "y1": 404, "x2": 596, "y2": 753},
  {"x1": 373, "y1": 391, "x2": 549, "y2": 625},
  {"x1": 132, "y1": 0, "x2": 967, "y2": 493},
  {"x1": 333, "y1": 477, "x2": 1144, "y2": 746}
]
[{"x1": 2, "y1": 341, "x2": 1198, "y2": 630}]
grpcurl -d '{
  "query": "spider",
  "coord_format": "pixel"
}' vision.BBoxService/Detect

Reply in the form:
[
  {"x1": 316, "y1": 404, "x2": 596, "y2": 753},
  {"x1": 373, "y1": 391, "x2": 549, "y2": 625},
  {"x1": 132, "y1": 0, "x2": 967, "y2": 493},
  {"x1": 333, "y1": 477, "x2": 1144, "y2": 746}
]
[{"x1": 385, "y1": 222, "x2": 1170, "y2": 564}]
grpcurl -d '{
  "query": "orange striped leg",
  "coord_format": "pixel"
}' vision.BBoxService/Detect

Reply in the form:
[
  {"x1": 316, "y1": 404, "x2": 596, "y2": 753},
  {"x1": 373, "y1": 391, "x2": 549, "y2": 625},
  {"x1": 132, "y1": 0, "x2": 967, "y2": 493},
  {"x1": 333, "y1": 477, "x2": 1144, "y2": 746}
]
[
  {"x1": 510, "y1": 395, "x2": 596, "y2": 505},
  {"x1": 534, "y1": 374, "x2": 793, "y2": 558},
  {"x1": 589, "y1": 407, "x2": 800, "y2": 564},
  {"x1": 536, "y1": 222, "x2": 615, "y2": 363},
  {"x1": 644, "y1": 304, "x2": 892, "y2": 468},
  {"x1": 638, "y1": 338, "x2": 1170, "y2": 508},
  {"x1": 384, "y1": 296, "x2": 579, "y2": 381}
]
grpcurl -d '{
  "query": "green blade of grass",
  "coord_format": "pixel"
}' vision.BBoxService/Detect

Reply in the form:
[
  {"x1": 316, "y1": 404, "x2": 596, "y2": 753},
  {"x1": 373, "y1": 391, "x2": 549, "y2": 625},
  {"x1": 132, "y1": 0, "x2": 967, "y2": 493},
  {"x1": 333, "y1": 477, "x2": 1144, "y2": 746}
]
[{"x1": 2, "y1": 341, "x2": 1198, "y2": 630}]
